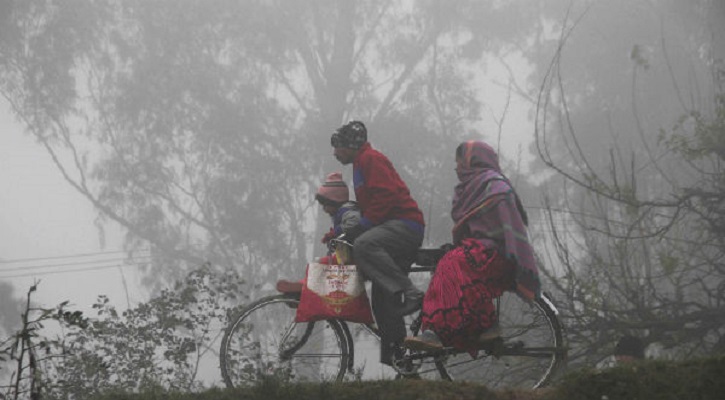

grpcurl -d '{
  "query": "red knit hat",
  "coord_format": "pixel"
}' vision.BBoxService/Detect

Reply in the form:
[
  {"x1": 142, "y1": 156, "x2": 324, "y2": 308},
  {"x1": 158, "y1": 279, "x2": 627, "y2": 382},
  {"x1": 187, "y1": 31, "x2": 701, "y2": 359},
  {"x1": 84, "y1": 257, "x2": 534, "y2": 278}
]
[{"x1": 316, "y1": 172, "x2": 349, "y2": 204}]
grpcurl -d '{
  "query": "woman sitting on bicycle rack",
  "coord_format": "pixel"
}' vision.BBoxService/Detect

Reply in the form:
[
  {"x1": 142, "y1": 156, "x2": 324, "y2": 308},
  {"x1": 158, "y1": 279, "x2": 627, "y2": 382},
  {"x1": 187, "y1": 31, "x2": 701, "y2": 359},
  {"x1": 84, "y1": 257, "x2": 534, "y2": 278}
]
[{"x1": 404, "y1": 140, "x2": 541, "y2": 353}]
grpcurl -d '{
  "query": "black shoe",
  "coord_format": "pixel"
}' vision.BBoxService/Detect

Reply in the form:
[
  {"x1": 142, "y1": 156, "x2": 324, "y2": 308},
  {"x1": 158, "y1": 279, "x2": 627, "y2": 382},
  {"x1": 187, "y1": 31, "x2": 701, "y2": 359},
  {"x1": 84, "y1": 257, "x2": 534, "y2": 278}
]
[
  {"x1": 399, "y1": 288, "x2": 424, "y2": 316},
  {"x1": 380, "y1": 342, "x2": 406, "y2": 367}
]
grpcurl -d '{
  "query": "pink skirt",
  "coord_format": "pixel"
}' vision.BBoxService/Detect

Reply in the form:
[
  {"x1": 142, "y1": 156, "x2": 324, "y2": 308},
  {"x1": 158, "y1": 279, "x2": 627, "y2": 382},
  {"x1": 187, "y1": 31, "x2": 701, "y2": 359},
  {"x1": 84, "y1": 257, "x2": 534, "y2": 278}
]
[{"x1": 421, "y1": 238, "x2": 515, "y2": 353}]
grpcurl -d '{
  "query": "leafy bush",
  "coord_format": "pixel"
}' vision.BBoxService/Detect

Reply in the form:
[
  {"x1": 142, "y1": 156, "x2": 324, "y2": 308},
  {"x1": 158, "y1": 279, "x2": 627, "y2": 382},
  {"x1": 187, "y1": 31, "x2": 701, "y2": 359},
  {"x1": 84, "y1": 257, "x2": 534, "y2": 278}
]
[{"x1": 1, "y1": 264, "x2": 247, "y2": 400}]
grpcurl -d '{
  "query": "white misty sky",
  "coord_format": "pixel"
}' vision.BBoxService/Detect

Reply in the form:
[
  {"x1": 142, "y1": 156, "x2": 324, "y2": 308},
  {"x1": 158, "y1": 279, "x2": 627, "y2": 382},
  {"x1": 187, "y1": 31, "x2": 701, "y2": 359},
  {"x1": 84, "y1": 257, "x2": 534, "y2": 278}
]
[{"x1": 0, "y1": 100, "x2": 144, "y2": 312}]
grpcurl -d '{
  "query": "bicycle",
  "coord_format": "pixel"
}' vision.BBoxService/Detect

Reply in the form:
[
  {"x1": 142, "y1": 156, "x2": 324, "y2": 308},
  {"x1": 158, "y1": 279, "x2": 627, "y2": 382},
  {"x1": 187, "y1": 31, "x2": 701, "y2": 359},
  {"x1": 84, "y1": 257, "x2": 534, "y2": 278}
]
[{"x1": 219, "y1": 239, "x2": 566, "y2": 389}]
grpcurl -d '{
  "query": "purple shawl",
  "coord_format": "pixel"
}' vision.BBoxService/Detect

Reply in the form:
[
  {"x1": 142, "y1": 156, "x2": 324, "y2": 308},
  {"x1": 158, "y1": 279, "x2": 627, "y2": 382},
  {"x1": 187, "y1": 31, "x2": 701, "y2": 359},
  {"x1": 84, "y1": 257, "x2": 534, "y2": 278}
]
[{"x1": 451, "y1": 141, "x2": 540, "y2": 300}]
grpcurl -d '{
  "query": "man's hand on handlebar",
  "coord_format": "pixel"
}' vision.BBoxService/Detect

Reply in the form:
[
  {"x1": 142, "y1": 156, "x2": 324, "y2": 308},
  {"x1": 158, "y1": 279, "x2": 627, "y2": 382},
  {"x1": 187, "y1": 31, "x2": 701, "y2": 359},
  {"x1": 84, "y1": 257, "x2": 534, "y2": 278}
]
[
  {"x1": 327, "y1": 234, "x2": 352, "y2": 253},
  {"x1": 343, "y1": 224, "x2": 365, "y2": 243}
]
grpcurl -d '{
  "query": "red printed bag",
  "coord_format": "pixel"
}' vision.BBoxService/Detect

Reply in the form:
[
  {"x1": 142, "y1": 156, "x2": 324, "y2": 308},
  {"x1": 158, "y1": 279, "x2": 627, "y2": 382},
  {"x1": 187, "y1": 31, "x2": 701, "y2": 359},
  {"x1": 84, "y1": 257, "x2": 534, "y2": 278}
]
[{"x1": 295, "y1": 261, "x2": 374, "y2": 324}]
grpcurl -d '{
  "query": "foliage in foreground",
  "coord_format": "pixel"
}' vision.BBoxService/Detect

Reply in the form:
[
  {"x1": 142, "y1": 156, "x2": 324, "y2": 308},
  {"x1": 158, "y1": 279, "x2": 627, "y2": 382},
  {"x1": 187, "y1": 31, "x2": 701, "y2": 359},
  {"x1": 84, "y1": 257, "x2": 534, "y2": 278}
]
[
  {"x1": 90, "y1": 356, "x2": 725, "y2": 400},
  {"x1": 0, "y1": 266, "x2": 247, "y2": 400}
]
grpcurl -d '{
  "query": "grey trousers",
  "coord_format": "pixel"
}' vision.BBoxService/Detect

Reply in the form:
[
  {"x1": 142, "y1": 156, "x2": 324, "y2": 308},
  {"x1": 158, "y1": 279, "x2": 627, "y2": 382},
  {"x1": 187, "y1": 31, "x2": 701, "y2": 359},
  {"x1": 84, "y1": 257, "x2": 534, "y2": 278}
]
[{"x1": 353, "y1": 220, "x2": 423, "y2": 364}]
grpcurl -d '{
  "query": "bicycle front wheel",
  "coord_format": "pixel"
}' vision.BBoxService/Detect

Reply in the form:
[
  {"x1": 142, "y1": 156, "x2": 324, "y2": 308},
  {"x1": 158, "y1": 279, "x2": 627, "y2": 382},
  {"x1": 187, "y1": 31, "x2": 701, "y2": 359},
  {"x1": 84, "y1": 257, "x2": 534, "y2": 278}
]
[
  {"x1": 220, "y1": 294, "x2": 349, "y2": 388},
  {"x1": 434, "y1": 292, "x2": 566, "y2": 389}
]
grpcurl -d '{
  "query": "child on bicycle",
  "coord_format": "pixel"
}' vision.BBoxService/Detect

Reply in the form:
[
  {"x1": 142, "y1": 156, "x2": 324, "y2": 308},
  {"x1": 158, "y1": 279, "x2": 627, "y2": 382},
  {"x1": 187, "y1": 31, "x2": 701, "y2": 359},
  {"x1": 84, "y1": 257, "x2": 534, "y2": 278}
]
[
  {"x1": 276, "y1": 172, "x2": 360, "y2": 292},
  {"x1": 404, "y1": 140, "x2": 540, "y2": 353},
  {"x1": 316, "y1": 172, "x2": 361, "y2": 250}
]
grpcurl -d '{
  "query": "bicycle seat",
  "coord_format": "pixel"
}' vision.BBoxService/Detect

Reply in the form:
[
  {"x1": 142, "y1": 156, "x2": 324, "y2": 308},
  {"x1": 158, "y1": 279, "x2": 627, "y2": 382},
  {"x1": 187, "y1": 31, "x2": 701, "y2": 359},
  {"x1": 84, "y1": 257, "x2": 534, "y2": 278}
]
[
  {"x1": 415, "y1": 248, "x2": 446, "y2": 267},
  {"x1": 276, "y1": 279, "x2": 303, "y2": 293}
]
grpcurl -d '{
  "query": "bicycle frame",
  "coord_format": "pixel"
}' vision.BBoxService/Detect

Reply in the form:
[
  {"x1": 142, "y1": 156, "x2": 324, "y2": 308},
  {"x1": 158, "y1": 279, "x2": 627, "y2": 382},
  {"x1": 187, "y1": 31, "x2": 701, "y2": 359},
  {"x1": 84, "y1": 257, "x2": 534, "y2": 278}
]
[{"x1": 220, "y1": 243, "x2": 566, "y2": 389}]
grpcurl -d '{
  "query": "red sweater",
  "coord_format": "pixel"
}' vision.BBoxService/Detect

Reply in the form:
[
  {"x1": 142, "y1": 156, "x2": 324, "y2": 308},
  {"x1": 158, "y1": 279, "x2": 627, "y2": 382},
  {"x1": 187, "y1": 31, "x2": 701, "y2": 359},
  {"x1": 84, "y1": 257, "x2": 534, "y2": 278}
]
[{"x1": 352, "y1": 143, "x2": 425, "y2": 228}]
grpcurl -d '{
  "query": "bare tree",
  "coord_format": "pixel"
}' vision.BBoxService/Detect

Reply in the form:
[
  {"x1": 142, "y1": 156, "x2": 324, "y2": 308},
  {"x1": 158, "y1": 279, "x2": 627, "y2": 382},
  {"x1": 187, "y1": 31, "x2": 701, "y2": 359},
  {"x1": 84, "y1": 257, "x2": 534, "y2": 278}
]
[{"x1": 531, "y1": 0, "x2": 725, "y2": 366}]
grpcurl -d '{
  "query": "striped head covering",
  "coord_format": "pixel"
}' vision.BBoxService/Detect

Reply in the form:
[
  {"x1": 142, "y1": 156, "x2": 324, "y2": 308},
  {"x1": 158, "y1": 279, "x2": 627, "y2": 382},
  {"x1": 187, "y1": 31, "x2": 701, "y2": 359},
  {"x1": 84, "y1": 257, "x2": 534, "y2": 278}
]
[
  {"x1": 316, "y1": 172, "x2": 349, "y2": 205},
  {"x1": 451, "y1": 141, "x2": 540, "y2": 300}
]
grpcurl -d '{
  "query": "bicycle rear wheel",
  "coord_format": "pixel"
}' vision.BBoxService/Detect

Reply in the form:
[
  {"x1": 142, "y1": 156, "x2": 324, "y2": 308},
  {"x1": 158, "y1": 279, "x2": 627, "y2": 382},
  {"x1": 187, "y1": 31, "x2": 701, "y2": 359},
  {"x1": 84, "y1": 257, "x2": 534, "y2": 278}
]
[
  {"x1": 432, "y1": 292, "x2": 565, "y2": 389},
  {"x1": 220, "y1": 294, "x2": 349, "y2": 388}
]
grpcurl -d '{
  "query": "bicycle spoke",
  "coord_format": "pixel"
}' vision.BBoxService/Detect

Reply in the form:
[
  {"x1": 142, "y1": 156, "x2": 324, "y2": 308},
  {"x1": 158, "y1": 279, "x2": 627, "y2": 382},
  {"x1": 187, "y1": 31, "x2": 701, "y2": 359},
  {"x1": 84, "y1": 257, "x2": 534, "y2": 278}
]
[{"x1": 289, "y1": 353, "x2": 346, "y2": 358}]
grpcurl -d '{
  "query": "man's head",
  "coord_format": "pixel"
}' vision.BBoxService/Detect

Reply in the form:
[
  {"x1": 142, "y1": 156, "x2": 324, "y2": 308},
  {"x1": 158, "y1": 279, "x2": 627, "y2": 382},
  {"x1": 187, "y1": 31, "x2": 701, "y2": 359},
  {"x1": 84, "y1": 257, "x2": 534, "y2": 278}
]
[
  {"x1": 614, "y1": 335, "x2": 645, "y2": 363},
  {"x1": 315, "y1": 172, "x2": 349, "y2": 216},
  {"x1": 331, "y1": 120, "x2": 367, "y2": 165}
]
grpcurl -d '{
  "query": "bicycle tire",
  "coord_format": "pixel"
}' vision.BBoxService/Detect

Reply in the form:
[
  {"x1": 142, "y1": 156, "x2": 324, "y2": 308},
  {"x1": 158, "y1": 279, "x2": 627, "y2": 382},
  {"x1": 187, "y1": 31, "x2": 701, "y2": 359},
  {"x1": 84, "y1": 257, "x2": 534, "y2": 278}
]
[
  {"x1": 428, "y1": 292, "x2": 566, "y2": 389},
  {"x1": 219, "y1": 294, "x2": 350, "y2": 388}
]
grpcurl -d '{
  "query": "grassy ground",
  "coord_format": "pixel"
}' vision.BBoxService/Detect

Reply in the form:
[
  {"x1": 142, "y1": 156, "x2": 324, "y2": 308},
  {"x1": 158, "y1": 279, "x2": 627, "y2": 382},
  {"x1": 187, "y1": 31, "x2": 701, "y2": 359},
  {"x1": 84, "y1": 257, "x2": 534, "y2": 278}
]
[{"x1": 96, "y1": 355, "x2": 725, "y2": 400}]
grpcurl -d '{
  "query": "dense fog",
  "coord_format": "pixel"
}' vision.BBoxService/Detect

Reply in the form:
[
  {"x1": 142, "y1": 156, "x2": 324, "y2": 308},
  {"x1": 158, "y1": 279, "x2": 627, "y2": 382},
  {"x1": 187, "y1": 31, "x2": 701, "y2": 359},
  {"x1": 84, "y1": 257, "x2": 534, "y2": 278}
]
[{"x1": 0, "y1": 0, "x2": 723, "y2": 394}]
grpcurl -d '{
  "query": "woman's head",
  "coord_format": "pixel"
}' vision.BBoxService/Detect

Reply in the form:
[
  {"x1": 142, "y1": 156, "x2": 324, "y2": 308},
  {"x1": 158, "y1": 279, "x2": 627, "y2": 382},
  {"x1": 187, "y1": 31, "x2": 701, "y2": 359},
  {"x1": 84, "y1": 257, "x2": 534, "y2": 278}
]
[{"x1": 455, "y1": 141, "x2": 500, "y2": 180}]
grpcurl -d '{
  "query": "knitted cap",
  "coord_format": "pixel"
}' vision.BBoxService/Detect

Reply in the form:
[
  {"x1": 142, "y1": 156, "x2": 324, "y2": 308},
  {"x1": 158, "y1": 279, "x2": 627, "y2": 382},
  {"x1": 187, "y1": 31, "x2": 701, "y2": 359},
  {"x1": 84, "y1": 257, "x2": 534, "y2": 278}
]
[
  {"x1": 330, "y1": 120, "x2": 367, "y2": 149},
  {"x1": 316, "y1": 172, "x2": 349, "y2": 204}
]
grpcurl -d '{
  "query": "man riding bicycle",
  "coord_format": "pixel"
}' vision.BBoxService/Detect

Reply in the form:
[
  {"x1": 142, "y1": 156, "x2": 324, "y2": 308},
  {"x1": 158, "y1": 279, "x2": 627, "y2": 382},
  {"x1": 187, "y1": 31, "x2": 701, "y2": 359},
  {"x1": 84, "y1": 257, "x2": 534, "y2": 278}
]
[{"x1": 330, "y1": 120, "x2": 425, "y2": 366}]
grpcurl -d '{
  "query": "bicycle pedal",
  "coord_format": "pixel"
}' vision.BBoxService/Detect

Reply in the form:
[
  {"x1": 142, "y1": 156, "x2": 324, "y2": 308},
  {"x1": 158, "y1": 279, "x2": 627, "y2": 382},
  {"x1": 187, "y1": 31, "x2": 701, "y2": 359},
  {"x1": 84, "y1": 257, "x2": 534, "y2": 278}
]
[
  {"x1": 392, "y1": 358, "x2": 419, "y2": 376},
  {"x1": 396, "y1": 372, "x2": 422, "y2": 380}
]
